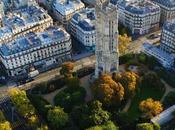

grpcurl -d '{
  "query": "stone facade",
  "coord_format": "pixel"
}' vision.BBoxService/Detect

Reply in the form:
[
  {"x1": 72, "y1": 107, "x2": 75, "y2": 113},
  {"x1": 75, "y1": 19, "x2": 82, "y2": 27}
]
[{"x1": 95, "y1": 0, "x2": 119, "y2": 78}]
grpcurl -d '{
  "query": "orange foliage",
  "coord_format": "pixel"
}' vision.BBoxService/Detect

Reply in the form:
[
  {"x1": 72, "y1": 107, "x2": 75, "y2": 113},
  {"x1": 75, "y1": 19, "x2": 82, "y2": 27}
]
[
  {"x1": 96, "y1": 74, "x2": 124, "y2": 106},
  {"x1": 139, "y1": 98, "x2": 163, "y2": 119}
]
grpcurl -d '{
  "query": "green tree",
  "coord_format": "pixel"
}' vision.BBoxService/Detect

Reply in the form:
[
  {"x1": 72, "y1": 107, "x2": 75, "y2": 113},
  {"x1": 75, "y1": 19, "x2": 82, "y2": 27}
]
[
  {"x1": 136, "y1": 123, "x2": 154, "y2": 130},
  {"x1": 142, "y1": 72, "x2": 164, "y2": 90},
  {"x1": 71, "y1": 100, "x2": 110, "y2": 129},
  {"x1": 54, "y1": 87, "x2": 86, "y2": 112},
  {"x1": 47, "y1": 106, "x2": 69, "y2": 130},
  {"x1": 66, "y1": 77, "x2": 80, "y2": 89},
  {"x1": 136, "y1": 123, "x2": 160, "y2": 130},
  {"x1": 8, "y1": 88, "x2": 39, "y2": 128},
  {"x1": 86, "y1": 121, "x2": 119, "y2": 130}
]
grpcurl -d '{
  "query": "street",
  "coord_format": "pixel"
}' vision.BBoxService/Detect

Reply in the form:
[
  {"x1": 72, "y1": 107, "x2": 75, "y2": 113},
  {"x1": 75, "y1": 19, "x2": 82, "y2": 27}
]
[{"x1": 0, "y1": 31, "x2": 160, "y2": 98}]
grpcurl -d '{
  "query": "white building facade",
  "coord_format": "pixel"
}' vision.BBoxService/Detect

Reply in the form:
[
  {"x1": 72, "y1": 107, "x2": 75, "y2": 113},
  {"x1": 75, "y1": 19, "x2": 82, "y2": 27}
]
[
  {"x1": 70, "y1": 8, "x2": 96, "y2": 51},
  {"x1": 160, "y1": 19, "x2": 175, "y2": 53},
  {"x1": 95, "y1": 0, "x2": 119, "y2": 78},
  {"x1": 143, "y1": 43, "x2": 175, "y2": 69},
  {"x1": 52, "y1": 0, "x2": 85, "y2": 28},
  {"x1": 0, "y1": 27, "x2": 72, "y2": 77},
  {"x1": 153, "y1": 0, "x2": 175, "y2": 24},
  {"x1": 112, "y1": 0, "x2": 160, "y2": 35}
]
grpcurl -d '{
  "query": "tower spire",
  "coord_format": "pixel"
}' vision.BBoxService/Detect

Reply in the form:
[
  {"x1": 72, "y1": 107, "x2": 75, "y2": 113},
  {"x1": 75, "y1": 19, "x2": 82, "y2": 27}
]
[{"x1": 95, "y1": 0, "x2": 119, "y2": 78}]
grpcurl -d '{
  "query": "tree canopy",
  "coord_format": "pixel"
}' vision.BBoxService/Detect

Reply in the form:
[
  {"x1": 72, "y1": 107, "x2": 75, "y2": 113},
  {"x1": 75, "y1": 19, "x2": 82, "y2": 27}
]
[
  {"x1": 71, "y1": 100, "x2": 110, "y2": 129},
  {"x1": 47, "y1": 106, "x2": 69, "y2": 130},
  {"x1": 0, "y1": 111, "x2": 12, "y2": 130},
  {"x1": 136, "y1": 123, "x2": 160, "y2": 130},
  {"x1": 139, "y1": 98, "x2": 163, "y2": 119},
  {"x1": 60, "y1": 62, "x2": 74, "y2": 78},
  {"x1": 113, "y1": 72, "x2": 139, "y2": 98},
  {"x1": 93, "y1": 74, "x2": 124, "y2": 106},
  {"x1": 8, "y1": 88, "x2": 39, "y2": 128},
  {"x1": 86, "y1": 121, "x2": 119, "y2": 130},
  {"x1": 118, "y1": 34, "x2": 132, "y2": 55}
]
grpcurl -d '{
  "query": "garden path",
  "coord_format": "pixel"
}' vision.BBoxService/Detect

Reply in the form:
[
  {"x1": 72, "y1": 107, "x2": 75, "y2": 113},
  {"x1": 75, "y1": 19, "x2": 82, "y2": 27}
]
[
  {"x1": 161, "y1": 79, "x2": 175, "y2": 102},
  {"x1": 42, "y1": 86, "x2": 67, "y2": 105},
  {"x1": 80, "y1": 75, "x2": 93, "y2": 102}
]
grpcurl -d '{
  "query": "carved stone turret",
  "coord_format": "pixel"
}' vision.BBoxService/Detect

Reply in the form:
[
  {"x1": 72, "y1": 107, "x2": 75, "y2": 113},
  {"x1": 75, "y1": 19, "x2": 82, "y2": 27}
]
[{"x1": 95, "y1": 0, "x2": 119, "y2": 78}]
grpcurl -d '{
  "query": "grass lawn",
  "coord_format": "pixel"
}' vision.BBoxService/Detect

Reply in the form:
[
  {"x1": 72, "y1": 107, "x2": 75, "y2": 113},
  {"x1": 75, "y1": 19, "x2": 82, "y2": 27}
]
[{"x1": 127, "y1": 85, "x2": 165, "y2": 121}]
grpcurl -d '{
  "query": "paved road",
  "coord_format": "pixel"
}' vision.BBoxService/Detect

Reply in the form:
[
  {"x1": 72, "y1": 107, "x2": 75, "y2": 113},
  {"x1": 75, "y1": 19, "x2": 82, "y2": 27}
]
[{"x1": 0, "y1": 32, "x2": 160, "y2": 97}]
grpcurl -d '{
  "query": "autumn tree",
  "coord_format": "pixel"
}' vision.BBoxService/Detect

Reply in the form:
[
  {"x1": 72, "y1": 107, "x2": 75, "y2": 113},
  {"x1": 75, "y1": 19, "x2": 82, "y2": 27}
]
[
  {"x1": 47, "y1": 106, "x2": 69, "y2": 130},
  {"x1": 139, "y1": 98, "x2": 163, "y2": 119},
  {"x1": 118, "y1": 34, "x2": 132, "y2": 55},
  {"x1": 113, "y1": 72, "x2": 139, "y2": 98},
  {"x1": 0, "y1": 111, "x2": 12, "y2": 130},
  {"x1": 93, "y1": 74, "x2": 124, "y2": 106},
  {"x1": 60, "y1": 62, "x2": 74, "y2": 78}
]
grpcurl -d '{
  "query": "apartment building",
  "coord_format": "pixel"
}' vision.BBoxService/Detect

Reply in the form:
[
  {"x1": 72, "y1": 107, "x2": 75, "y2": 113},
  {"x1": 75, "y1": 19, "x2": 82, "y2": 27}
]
[
  {"x1": 0, "y1": 26, "x2": 72, "y2": 77},
  {"x1": 70, "y1": 8, "x2": 96, "y2": 51}
]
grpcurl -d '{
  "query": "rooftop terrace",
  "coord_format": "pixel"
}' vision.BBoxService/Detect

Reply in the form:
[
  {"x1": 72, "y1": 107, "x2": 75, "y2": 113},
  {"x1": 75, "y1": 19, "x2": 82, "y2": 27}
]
[{"x1": 0, "y1": 26, "x2": 70, "y2": 56}]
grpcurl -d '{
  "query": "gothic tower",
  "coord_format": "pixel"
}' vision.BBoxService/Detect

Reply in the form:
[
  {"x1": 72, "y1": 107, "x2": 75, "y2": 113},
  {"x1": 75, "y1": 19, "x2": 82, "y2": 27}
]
[{"x1": 95, "y1": 0, "x2": 119, "y2": 78}]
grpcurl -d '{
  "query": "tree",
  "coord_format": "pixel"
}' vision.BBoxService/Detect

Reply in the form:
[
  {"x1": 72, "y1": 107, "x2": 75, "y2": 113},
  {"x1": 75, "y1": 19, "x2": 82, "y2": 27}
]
[
  {"x1": 66, "y1": 77, "x2": 80, "y2": 89},
  {"x1": 71, "y1": 100, "x2": 111, "y2": 129},
  {"x1": 89, "y1": 101, "x2": 110, "y2": 125},
  {"x1": 86, "y1": 121, "x2": 119, "y2": 130},
  {"x1": 0, "y1": 111, "x2": 12, "y2": 130},
  {"x1": 113, "y1": 72, "x2": 139, "y2": 98},
  {"x1": 47, "y1": 106, "x2": 69, "y2": 130},
  {"x1": 136, "y1": 123, "x2": 160, "y2": 130},
  {"x1": 54, "y1": 87, "x2": 86, "y2": 112},
  {"x1": 136, "y1": 123, "x2": 154, "y2": 130},
  {"x1": 0, "y1": 121, "x2": 12, "y2": 130},
  {"x1": 93, "y1": 74, "x2": 124, "y2": 106},
  {"x1": 60, "y1": 62, "x2": 74, "y2": 78},
  {"x1": 142, "y1": 72, "x2": 164, "y2": 90},
  {"x1": 37, "y1": 125, "x2": 48, "y2": 130},
  {"x1": 118, "y1": 34, "x2": 132, "y2": 55},
  {"x1": 8, "y1": 88, "x2": 39, "y2": 128},
  {"x1": 139, "y1": 98, "x2": 163, "y2": 119}
]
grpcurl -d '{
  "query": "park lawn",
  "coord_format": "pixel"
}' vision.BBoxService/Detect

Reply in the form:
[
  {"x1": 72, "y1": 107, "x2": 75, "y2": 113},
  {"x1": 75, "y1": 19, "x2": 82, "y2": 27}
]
[{"x1": 127, "y1": 85, "x2": 165, "y2": 121}]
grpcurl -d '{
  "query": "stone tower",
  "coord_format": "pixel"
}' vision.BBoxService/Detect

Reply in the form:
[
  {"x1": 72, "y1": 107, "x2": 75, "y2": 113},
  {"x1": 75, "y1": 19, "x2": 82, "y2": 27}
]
[
  {"x1": 95, "y1": 0, "x2": 119, "y2": 78},
  {"x1": 0, "y1": 1, "x2": 4, "y2": 27}
]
